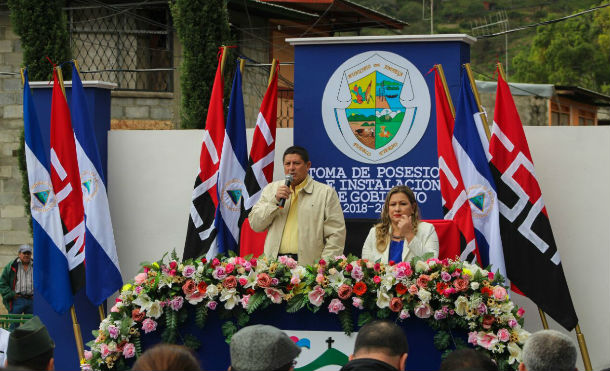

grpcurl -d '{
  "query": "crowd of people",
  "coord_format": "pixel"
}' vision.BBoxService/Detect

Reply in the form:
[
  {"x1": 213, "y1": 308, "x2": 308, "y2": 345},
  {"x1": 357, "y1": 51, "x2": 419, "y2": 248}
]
[{"x1": 2, "y1": 316, "x2": 583, "y2": 371}]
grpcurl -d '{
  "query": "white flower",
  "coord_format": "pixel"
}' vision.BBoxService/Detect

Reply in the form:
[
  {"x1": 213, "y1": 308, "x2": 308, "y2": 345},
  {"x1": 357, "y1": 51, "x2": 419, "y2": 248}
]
[
  {"x1": 132, "y1": 294, "x2": 153, "y2": 311},
  {"x1": 205, "y1": 284, "x2": 219, "y2": 300},
  {"x1": 290, "y1": 266, "x2": 307, "y2": 279},
  {"x1": 415, "y1": 260, "x2": 430, "y2": 273},
  {"x1": 470, "y1": 282, "x2": 480, "y2": 290},
  {"x1": 197, "y1": 264, "x2": 204, "y2": 274},
  {"x1": 220, "y1": 288, "x2": 239, "y2": 310},
  {"x1": 327, "y1": 270, "x2": 346, "y2": 289},
  {"x1": 242, "y1": 270, "x2": 257, "y2": 289},
  {"x1": 515, "y1": 328, "x2": 530, "y2": 344},
  {"x1": 507, "y1": 342, "x2": 522, "y2": 364},
  {"x1": 417, "y1": 288, "x2": 431, "y2": 303},
  {"x1": 376, "y1": 288, "x2": 391, "y2": 308},
  {"x1": 147, "y1": 301, "x2": 163, "y2": 319},
  {"x1": 455, "y1": 296, "x2": 469, "y2": 316},
  {"x1": 380, "y1": 273, "x2": 394, "y2": 291},
  {"x1": 157, "y1": 274, "x2": 173, "y2": 289}
]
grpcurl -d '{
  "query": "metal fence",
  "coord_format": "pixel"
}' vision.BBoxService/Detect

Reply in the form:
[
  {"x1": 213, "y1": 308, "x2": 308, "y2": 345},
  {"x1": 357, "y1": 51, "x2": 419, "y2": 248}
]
[{"x1": 67, "y1": 1, "x2": 173, "y2": 92}]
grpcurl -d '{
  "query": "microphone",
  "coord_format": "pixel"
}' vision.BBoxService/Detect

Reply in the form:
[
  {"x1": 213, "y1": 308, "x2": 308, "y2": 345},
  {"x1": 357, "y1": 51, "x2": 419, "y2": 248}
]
[{"x1": 278, "y1": 174, "x2": 293, "y2": 208}]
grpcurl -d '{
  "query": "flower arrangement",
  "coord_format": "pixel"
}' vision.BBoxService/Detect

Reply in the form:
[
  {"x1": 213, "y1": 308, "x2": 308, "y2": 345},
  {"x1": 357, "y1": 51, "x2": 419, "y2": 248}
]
[{"x1": 84, "y1": 252, "x2": 529, "y2": 371}]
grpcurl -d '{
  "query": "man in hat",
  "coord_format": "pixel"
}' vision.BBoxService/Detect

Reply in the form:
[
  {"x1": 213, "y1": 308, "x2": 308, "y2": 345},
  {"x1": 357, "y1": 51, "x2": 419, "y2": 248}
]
[
  {"x1": 0, "y1": 244, "x2": 34, "y2": 315},
  {"x1": 6, "y1": 315, "x2": 55, "y2": 370},
  {"x1": 229, "y1": 324, "x2": 301, "y2": 371}
]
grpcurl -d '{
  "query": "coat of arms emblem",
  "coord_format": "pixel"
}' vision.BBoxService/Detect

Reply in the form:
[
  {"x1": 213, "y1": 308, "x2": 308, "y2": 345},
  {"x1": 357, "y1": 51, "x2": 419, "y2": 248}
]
[{"x1": 322, "y1": 52, "x2": 430, "y2": 163}]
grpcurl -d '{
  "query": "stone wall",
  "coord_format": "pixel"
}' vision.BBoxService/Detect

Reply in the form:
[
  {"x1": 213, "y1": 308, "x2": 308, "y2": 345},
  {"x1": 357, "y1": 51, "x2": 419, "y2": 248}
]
[
  {"x1": 479, "y1": 91, "x2": 549, "y2": 126},
  {"x1": 0, "y1": 12, "x2": 28, "y2": 313},
  {"x1": 110, "y1": 91, "x2": 176, "y2": 130}
]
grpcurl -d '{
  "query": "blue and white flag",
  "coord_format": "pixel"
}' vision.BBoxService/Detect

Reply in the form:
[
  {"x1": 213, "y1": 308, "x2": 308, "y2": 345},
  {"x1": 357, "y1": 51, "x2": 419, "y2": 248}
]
[
  {"x1": 208, "y1": 65, "x2": 249, "y2": 259},
  {"x1": 70, "y1": 63, "x2": 122, "y2": 305},
  {"x1": 452, "y1": 72, "x2": 507, "y2": 279},
  {"x1": 23, "y1": 70, "x2": 74, "y2": 314}
]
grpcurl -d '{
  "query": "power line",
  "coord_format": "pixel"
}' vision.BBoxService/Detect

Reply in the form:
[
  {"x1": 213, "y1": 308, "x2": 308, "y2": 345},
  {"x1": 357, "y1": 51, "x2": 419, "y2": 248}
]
[{"x1": 478, "y1": 3, "x2": 610, "y2": 38}]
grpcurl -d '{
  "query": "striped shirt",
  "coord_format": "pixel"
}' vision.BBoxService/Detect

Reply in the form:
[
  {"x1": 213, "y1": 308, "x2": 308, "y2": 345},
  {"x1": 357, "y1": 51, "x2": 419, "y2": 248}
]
[{"x1": 15, "y1": 260, "x2": 33, "y2": 295}]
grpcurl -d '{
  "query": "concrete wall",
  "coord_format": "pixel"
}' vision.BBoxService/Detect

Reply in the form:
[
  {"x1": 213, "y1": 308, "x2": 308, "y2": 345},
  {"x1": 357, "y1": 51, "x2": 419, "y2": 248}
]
[
  {"x1": 0, "y1": 12, "x2": 30, "y2": 293},
  {"x1": 108, "y1": 126, "x2": 610, "y2": 370},
  {"x1": 479, "y1": 92, "x2": 549, "y2": 126}
]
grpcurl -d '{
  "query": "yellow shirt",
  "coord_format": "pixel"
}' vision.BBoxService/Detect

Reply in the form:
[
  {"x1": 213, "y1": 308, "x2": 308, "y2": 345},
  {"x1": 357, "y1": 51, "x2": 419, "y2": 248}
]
[{"x1": 279, "y1": 177, "x2": 309, "y2": 254}]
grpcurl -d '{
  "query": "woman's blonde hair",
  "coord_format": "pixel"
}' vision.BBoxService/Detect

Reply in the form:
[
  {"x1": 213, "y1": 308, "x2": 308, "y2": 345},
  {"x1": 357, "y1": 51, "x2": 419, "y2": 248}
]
[{"x1": 374, "y1": 185, "x2": 420, "y2": 252}]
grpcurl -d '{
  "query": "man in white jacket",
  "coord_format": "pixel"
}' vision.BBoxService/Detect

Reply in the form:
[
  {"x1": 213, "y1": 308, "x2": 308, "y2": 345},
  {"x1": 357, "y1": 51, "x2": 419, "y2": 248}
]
[{"x1": 249, "y1": 146, "x2": 345, "y2": 266}]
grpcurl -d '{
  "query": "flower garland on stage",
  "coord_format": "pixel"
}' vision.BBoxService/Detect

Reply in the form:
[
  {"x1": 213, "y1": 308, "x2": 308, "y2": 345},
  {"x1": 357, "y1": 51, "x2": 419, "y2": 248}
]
[{"x1": 84, "y1": 253, "x2": 529, "y2": 371}]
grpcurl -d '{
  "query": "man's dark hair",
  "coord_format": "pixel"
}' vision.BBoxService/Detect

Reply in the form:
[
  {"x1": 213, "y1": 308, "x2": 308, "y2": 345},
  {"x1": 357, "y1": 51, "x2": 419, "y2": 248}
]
[
  {"x1": 439, "y1": 348, "x2": 498, "y2": 371},
  {"x1": 283, "y1": 146, "x2": 309, "y2": 163},
  {"x1": 8, "y1": 348, "x2": 53, "y2": 371},
  {"x1": 354, "y1": 320, "x2": 408, "y2": 357}
]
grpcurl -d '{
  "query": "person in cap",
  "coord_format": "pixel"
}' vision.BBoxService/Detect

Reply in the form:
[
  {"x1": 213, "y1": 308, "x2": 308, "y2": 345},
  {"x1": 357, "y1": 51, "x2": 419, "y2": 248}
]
[
  {"x1": 341, "y1": 320, "x2": 409, "y2": 371},
  {"x1": 0, "y1": 244, "x2": 34, "y2": 315},
  {"x1": 229, "y1": 324, "x2": 300, "y2": 371},
  {"x1": 6, "y1": 316, "x2": 55, "y2": 370}
]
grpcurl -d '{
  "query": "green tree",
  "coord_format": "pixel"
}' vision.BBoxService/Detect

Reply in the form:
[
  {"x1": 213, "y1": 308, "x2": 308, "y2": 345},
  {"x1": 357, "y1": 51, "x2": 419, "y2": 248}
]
[
  {"x1": 513, "y1": 1, "x2": 610, "y2": 93},
  {"x1": 170, "y1": 0, "x2": 231, "y2": 129}
]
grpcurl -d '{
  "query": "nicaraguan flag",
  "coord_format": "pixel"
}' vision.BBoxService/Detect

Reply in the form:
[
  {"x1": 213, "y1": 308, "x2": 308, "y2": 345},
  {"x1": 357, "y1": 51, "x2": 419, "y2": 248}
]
[
  {"x1": 210, "y1": 65, "x2": 249, "y2": 259},
  {"x1": 452, "y1": 72, "x2": 507, "y2": 280},
  {"x1": 70, "y1": 63, "x2": 123, "y2": 305},
  {"x1": 23, "y1": 70, "x2": 74, "y2": 314}
]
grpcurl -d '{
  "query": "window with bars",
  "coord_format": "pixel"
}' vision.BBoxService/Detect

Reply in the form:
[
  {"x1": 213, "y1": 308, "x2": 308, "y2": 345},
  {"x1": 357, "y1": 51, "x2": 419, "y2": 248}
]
[{"x1": 67, "y1": 2, "x2": 173, "y2": 92}]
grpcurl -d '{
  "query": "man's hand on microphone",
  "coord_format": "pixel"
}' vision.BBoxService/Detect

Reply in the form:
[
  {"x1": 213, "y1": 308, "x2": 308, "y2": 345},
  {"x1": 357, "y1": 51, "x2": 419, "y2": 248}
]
[{"x1": 275, "y1": 185, "x2": 292, "y2": 203}]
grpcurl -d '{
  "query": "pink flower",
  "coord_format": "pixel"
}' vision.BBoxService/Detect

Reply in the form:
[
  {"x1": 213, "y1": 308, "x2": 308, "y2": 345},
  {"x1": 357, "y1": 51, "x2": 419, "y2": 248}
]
[
  {"x1": 183, "y1": 265, "x2": 196, "y2": 278},
  {"x1": 350, "y1": 265, "x2": 364, "y2": 281},
  {"x1": 414, "y1": 303, "x2": 432, "y2": 318},
  {"x1": 142, "y1": 318, "x2": 157, "y2": 333},
  {"x1": 319, "y1": 259, "x2": 327, "y2": 266},
  {"x1": 477, "y1": 332, "x2": 498, "y2": 350},
  {"x1": 213, "y1": 266, "x2": 227, "y2": 280},
  {"x1": 239, "y1": 277, "x2": 248, "y2": 286},
  {"x1": 100, "y1": 344, "x2": 111, "y2": 358},
  {"x1": 234, "y1": 257, "x2": 246, "y2": 266},
  {"x1": 468, "y1": 331, "x2": 478, "y2": 345},
  {"x1": 250, "y1": 258, "x2": 257, "y2": 267},
  {"x1": 517, "y1": 307, "x2": 525, "y2": 317},
  {"x1": 434, "y1": 310, "x2": 447, "y2": 320},
  {"x1": 108, "y1": 325, "x2": 119, "y2": 339},
  {"x1": 487, "y1": 272, "x2": 495, "y2": 280},
  {"x1": 243, "y1": 261, "x2": 252, "y2": 271},
  {"x1": 271, "y1": 278, "x2": 279, "y2": 286},
  {"x1": 135, "y1": 286, "x2": 143, "y2": 294},
  {"x1": 374, "y1": 263, "x2": 381, "y2": 272},
  {"x1": 477, "y1": 303, "x2": 488, "y2": 314},
  {"x1": 123, "y1": 343, "x2": 136, "y2": 358},
  {"x1": 393, "y1": 262, "x2": 412, "y2": 278},
  {"x1": 352, "y1": 297, "x2": 364, "y2": 309},
  {"x1": 493, "y1": 286, "x2": 507, "y2": 300},
  {"x1": 279, "y1": 256, "x2": 298, "y2": 269},
  {"x1": 182, "y1": 280, "x2": 197, "y2": 295},
  {"x1": 240, "y1": 294, "x2": 251, "y2": 309},
  {"x1": 169, "y1": 261, "x2": 178, "y2": 270},
  {"x1": 134, "y1": 272, "x2": 148, "y2": 284},
  {"x1": 169, "y1": 296, "x2": 184, "y2": 311},
  {"x1": 408, "y1": 285, "x2": 419, "y2": 295},
  {"x1": 223, "y1": 275, "x2": 237, "y2": 289},
  {"x1": 373, "y1": 275, "x2": 381, "y2": 284},
  {"x1": 265, "y1": 288, "x2": 283, "y2": 304},
  {"x1": 308, "y1": 285, "x2": 325, "y2": 307},
  {"x1": 256, "y1": 273, "x2": 272, "y2": 288},
  {"x1": 328, "y1": 298, "x2": 345, "y2": 314},
  {"x1": 186, "y1": 291, "x2": 205, "y2": 305},
  {"x1": 334, "y1": 255, "x2": 347, "y2": 261},
  {"x1": 497, "y1": 328, "x2": 511, "y2": 342},
  {"x1": 508, "y1": 319, "x2": 518, "y2": 328},
  {"x1": 110, "y1": 304, "x2": 120, "y2": 313},
  {"x1": 315, "y1": 274, "x2": 325, "y2": 284},
  {"x1": 337, "y1": 284, "x2": 353, "y2": 300},
  {"x1": 441, "y1": 271, "x2": 452, "y2": 282},
  {"x1": 290, "y1": 276, "x2": 301, "y2": 285},
  {"x1": 389, "y1": 297, "x2": 403, "y2": 313},
  {"x1": 443, "y1": 287, "x2": 456, "y2": 296},
  {"x1": 399, "y1": 309, "x2": 410, "y2": 320},
  {"x1": 84, "y1": 350, "x2": 93, "y2": 360},
  {"x1": 211, "y1": 258, "x2": 220, "y2": 267},
  {"x1": 207, "y1": 301, "x2": 218, "y2": 310},
  {"x1": 225, "y1": 263, "x2": 235, "y2": 274}
]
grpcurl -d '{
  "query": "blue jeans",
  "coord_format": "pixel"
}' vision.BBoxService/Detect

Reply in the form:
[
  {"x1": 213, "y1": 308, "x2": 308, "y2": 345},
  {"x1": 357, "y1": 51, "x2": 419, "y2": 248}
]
[{"x1": 10, "y1": 296, "x2": 33, "y2": 315}]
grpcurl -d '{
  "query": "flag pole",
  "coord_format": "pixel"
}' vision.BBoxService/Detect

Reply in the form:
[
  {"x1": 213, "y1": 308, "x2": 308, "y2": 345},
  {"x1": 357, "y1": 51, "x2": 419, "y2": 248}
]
[
  {"x1": 496, "y1": 62, "x2": 592, "y2": 371},
  {"x1": 268, "y1": 59, "x2": 278, "y2": 88},
  {"x1": 435, "y1": 64, "x2": 455, "y2": 117},
  {"x1": 463, "y1": 63, "x2": 491, "y2": 140},
  {"x1": 219, "y1": 46, "x2": 228, "y2": 76},
  {"x1": 55, "y1": 65, "x2": 86, "y2": 362},
  {"x1": 239, "y1": 58, "x2": 245, "y2": 74}
]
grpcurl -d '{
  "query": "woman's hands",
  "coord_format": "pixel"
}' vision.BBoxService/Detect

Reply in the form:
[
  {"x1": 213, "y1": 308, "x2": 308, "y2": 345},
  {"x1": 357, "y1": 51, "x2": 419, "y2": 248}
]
[{"x1": 394, "y1": 214, "x2": 415, "y2": 241}]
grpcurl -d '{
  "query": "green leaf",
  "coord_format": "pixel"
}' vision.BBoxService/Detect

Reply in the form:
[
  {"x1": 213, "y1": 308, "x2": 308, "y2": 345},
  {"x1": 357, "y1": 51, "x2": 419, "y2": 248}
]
[
  {"x1": 286, "y1": 294, "x2": 306, "y2": 313},
  {"x1": 221, "y1": 321, "x2": 238, "y2": 343},
  {"x1": 338, "y1": 305, "x2": 354, "y2": 335},
  {"x1": 433, "y1": 330, "x2": 451, "y2": 351},
  {"x1": 183, "y1": 334, "x2": 201, "y2": 350},
  {"x1": 195, "y1": 304, "x2": 208, "y2": 329},
  {"x1": 376, "y1": 308, "x2": 390, "y2": 319},
  {"x1": 236, "y1": 310, "x2": 250, "y2": 327},
  {"x1": 357, "y1": 312, "x2": 373, "y2": 327},
  {"x1": 134, "y1": 335, "x2": 142, "y2": 357},
  {"x1": 246, "y1": 292, "x2": 266, "y2": 314},
  {"x1": 171, "y1": 249, "x2": 179, "y2": 261}
]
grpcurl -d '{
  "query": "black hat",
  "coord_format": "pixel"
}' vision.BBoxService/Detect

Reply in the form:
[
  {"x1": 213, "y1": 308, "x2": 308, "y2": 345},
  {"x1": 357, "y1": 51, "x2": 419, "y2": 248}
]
[{"x1": 7, "y1": 316, "x2": 55, "y2": 363}]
